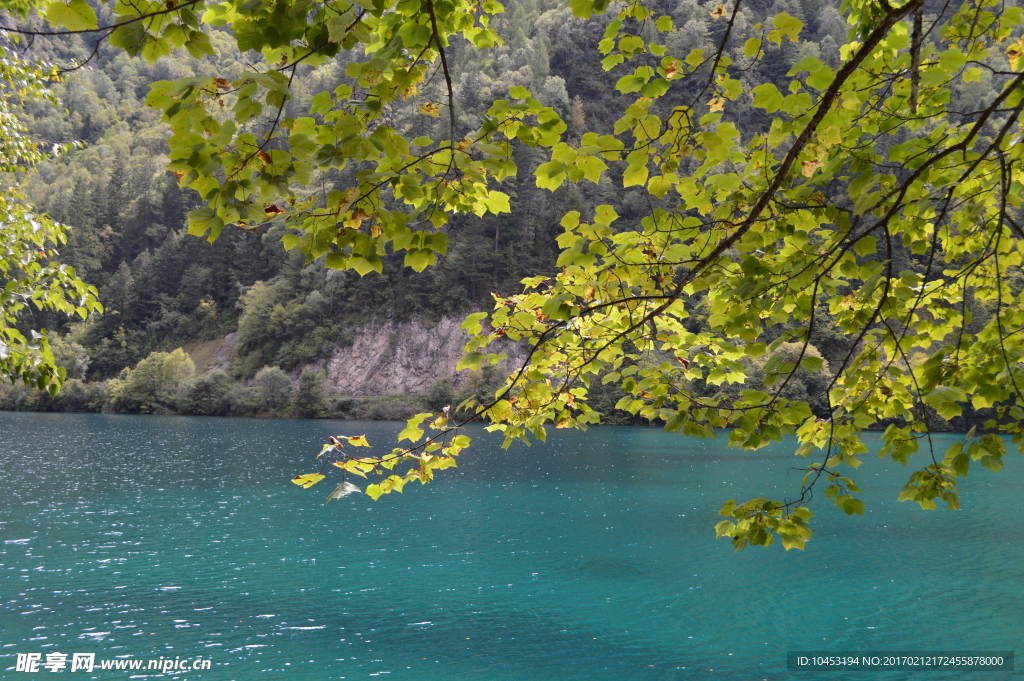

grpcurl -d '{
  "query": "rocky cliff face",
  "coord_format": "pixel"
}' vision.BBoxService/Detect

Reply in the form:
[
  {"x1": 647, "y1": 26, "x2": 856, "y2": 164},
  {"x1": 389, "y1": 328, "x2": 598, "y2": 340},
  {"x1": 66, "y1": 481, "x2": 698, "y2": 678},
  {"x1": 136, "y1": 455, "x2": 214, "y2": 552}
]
[
  {"x1": 324, "y1": 316, "x2": 524, "y2": 396},
  {"x1": 188, "y1": 316, "x2": 519, "y2": 396}
]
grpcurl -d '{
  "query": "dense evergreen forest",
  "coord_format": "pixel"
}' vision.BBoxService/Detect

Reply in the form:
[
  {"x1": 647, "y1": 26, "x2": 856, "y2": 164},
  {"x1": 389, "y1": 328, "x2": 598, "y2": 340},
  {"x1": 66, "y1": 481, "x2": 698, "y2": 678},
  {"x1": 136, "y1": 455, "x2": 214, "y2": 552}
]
[{"x1": 0, "y1": 0, "x2": 1017, "y2": 428}]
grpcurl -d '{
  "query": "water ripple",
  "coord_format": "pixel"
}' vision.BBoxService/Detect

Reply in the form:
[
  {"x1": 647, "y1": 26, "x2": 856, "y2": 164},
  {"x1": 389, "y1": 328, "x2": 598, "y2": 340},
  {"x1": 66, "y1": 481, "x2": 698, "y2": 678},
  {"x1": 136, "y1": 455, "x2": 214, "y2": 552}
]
[{"x1": 1, "y1": 413, "x2": 1021, "y2": 680}]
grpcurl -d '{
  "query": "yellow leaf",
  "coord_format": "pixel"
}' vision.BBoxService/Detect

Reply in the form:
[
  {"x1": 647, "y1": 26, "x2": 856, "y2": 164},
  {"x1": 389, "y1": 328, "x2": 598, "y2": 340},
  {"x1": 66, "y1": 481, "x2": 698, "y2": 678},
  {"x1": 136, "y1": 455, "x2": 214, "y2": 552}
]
[
  {"x1": 709, "y1": 4, "x2": 727, "y2": 19},
  {"x1": 419, "y1": 101, "x2": 440, "y2": 117},
  {"x1": 347, "y1": 435, "x2": 370, "y2": 447},
  {"x1": 433, "y1": 456, "x2": 458, "y2": 470},
  {"x1": 291, "y1": 473, "x2": 325, "y2": 488},
  {"x1": 334, "y1": 460, "x2": 367, "y2": 477},
  {"x1": 817, "y1": 125, "x2": 842, "y2": 149},
  {"x1": 1008, "y1": 41, "x2": 1023, "y2": 68},
  {"x1": 801, "y1": 159, "x2": 823, "y2": 177},
  {"x1": 708, "y1": 97, "x2": 726, "y2": 112},
  {"x1": 353, "y1": 459, "x2": 376, "y2": 473}
]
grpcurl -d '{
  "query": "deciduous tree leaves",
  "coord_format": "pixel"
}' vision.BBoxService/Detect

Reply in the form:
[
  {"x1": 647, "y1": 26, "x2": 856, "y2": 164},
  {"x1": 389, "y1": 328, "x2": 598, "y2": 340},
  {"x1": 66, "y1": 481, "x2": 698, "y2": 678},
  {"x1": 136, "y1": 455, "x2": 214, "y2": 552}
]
[
  {"x1": 291, "y1": 474, "x2": 325, "y2": 488},
  {"x1": 0, "y1": 47, "x2": 102, "y2": 393},
  {"x1": 44, "y1": 0, "x2": 96, "y2": 31},
  {"x1": 296, "y1": 429, "x2": 470, "y2": 502}
]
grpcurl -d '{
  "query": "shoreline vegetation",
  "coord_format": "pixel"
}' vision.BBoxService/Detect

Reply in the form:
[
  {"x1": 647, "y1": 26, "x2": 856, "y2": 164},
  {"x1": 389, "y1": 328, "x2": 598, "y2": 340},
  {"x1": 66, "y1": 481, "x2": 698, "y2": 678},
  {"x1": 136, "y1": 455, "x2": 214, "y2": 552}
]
[
  {"x1": 0, "y1": 346, "x2": 497, "y2": 422},
  {"x1": 0, "y1": 341, "x2": 996, "y2": 433}
]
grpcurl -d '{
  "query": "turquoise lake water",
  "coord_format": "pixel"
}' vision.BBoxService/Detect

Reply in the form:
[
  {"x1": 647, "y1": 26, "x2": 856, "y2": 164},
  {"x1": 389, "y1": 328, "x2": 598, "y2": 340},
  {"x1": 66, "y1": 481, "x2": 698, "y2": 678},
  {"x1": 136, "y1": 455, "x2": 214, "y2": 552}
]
[{"x1": 0, "y1": 412, "x2": 1021, "y2": 680}]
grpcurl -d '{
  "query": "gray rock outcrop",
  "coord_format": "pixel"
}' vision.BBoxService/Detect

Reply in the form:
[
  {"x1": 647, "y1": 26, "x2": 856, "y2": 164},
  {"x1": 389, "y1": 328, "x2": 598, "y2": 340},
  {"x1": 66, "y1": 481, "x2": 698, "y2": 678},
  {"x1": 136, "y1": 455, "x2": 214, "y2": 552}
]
[{"x1": 324, "y1": 316, "x2": 524, "y2": 396}]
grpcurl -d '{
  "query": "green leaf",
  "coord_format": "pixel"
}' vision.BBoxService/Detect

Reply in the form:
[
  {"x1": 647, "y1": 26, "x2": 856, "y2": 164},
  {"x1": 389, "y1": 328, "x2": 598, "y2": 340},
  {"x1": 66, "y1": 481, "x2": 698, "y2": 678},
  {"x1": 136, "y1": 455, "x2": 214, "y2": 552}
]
[
  {"x1": 398, "y1": 425, "x2": 424, "y2": 442},
  {"x1": 615, "y1": 74, "x2": 646, "y2": 93},
  {"x1": 751, "y1": 83, "x2": 783, "y2": 113},
  {"x1": 771, "y1": 12, "x2": 802, "y2": 42},
  {"x1": 601, "y1": 54, "x2": 624, "y2": 71},
  {"x1": 404, "y1": 248, "x2": 435, "y2": 272},
  {"x1": 841, "y1": 498, "x2": 864, "y2": 515},
  {"x1": 922, "y1": 385, "x2": 967, "y2": 420},
  {"x1": 623, "y1": 162, "x2": 649, "y2": 187},
  {"x1": 801, "y1": 356, "x2": 823, "y2": 372},
  {"x1": 950, "y1": 453, "x2": 970, "y2": 476},
  {"x1": 577, "y1": 155, "x2": 608, "y2": 183},
  {"x1": 310, "y1": 91, "x2": 334, "y2": 116},
  {"x1": 184, "y1": 30, "x2": 214, "y2": 58},
  {"x1": 45, "y1": 0, "x2": 97, "y2": 31},
  {"x1": 398, "y1": 413, "x2": 432, "y2": 443},
  {"x1": 348, "y1": 255, "x2": 382, "y2": 276},
  {"x1": 781, "y1": 534, "x2": 806, "y2": 551},
  {"x1": 483, "y1": 191, "x2": 511, "y2": 214},
  {"x1": 141, "y1": 36, "x2": 172, "y2": 63},
  {"x1": 535, "y1": 161, "x2": 567, "y2": 190},
  {"x1": 186, "y1": 208, "x2": 224, "y2": 243},
  {"x1": 110, "y1": 24, "x2": 148, "y2": 54},
  {"x1": 854, "y1": 236, "x2": 877, "y2": 257}
]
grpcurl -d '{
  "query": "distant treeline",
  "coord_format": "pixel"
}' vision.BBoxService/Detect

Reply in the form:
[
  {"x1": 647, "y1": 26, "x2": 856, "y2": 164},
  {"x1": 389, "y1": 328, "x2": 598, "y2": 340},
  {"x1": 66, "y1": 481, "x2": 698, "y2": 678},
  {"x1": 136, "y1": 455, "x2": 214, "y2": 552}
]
[{"x1": 0, "y1": 344, "x2": 509, "y2": 421}]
